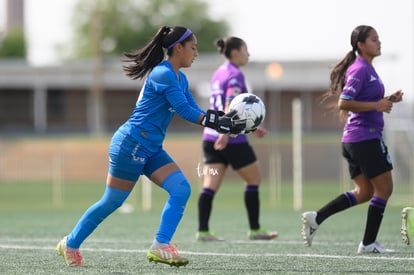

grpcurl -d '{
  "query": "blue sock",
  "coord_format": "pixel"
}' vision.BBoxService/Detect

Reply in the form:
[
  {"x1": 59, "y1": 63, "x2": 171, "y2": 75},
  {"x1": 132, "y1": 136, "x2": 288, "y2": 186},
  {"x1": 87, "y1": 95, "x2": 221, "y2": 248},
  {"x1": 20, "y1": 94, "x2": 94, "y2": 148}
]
[
  {"x1": 67, "y1": 186, "x2": 130, "y2": 248},
  {"x1": 155, "y1": 171, "x2": 191, "y2": 244}
]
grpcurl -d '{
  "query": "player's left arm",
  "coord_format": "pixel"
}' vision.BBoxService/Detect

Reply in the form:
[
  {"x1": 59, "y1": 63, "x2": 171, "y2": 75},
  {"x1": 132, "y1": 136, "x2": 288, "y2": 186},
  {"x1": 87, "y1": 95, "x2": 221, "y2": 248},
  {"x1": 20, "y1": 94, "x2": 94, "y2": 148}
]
[{"x1": 162, "y1": 75, "x2": 205, "y2": 123}]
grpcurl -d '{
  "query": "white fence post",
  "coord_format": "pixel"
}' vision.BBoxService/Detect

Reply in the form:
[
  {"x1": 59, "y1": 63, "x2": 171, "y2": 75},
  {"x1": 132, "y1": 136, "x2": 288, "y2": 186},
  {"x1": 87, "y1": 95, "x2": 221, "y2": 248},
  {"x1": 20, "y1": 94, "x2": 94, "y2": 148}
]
[{"x1": 292, "y1": 98, "x2": 303, "y2": 211}]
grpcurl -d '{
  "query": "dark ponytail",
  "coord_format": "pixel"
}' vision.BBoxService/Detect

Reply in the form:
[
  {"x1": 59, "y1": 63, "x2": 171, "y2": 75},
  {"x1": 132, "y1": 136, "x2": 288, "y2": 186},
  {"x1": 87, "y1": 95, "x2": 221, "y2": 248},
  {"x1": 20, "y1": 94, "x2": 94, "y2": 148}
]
[
  {"x1": 321, "y1": 25, "x2": 374, "y2": 120},
  {"x1": 215, "y1": 37, "x2": 245, "y2": 59},
  {"x1": 123, "y1": 26, "x2": 193, "y2": 80}
]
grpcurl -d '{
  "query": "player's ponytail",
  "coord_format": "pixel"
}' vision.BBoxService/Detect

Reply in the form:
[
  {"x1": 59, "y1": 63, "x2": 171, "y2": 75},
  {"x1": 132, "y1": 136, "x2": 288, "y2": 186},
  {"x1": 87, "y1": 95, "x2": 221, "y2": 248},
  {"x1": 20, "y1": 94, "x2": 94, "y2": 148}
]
[
  {"x1": 328, "y1": 25, "x2": 374, "y2": 95},
  {"x1": 321, "y1": 25, "x2": 374, "y2": 121},
  {"x1": 123, "y1": 26, "x2": 193, "y2": 80},
  {"x1": 329, "y1": 50, "x2": 357, "y2": 94}
]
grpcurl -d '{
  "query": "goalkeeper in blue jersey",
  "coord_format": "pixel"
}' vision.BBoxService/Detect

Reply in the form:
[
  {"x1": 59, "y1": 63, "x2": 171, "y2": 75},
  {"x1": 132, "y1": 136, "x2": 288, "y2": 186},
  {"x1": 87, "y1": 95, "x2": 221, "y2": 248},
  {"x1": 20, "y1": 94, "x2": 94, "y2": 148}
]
[{"x1": 56, "y1": 26, "x2": 245, "y2": 268}]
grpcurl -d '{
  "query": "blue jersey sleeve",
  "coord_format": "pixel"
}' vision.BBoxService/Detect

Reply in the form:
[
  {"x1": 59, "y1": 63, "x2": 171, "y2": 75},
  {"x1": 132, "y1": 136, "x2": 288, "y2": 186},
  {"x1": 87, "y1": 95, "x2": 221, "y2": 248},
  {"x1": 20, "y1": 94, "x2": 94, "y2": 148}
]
[{"x1": 151, "y1": 67, "x2": 204, "y2": 124}]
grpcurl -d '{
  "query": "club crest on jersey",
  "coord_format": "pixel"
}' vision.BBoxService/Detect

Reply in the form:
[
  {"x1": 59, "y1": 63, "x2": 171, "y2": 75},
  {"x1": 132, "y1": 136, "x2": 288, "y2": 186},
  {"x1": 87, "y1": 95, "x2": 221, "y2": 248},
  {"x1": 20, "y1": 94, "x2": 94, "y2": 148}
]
[{"x1": 232, "y1": 87, "x2": 241, "y2": 96}]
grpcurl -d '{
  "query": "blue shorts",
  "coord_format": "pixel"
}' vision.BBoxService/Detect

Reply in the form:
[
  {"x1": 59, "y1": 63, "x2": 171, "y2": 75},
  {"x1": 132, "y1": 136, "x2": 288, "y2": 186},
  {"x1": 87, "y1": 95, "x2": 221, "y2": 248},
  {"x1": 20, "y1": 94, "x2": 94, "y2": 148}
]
[{"x1": 108, "y1": 130, "x2": 173, "y2": 182}]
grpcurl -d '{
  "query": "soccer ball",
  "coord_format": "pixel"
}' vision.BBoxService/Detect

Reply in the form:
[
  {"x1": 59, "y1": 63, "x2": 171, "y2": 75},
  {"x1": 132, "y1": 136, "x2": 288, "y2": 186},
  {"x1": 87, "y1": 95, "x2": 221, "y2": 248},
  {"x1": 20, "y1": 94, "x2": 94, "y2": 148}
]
[{"x1": 229, "y1": 93, "x2": 266, "y2": 131}]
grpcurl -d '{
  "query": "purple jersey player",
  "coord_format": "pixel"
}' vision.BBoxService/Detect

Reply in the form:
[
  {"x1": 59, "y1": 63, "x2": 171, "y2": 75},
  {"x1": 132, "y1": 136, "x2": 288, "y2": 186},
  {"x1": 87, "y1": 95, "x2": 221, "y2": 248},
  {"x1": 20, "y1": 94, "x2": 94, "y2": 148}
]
[
  {"x1": 301, "y1": 25, "x2": 403, "y2": 253},
  {"x1": 341, "y1": 56, "x2": 385, "y2": 142},
  {"x1": 202, "y1": 61, "x2": 249, "y2": 144},
  {"x1": 196, "y1": 36, "x2": 278, "y2": 242}
]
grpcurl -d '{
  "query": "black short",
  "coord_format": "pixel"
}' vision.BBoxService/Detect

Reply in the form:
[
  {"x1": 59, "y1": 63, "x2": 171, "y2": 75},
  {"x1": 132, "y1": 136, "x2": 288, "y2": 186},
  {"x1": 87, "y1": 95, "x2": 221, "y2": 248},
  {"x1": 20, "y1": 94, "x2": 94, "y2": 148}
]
[
  {"x1": 342, "y1": 138, "x2": 393, "y2": 179},
  {"x1": 203, "y1": 141, "x2": 257, "y2": 170}
]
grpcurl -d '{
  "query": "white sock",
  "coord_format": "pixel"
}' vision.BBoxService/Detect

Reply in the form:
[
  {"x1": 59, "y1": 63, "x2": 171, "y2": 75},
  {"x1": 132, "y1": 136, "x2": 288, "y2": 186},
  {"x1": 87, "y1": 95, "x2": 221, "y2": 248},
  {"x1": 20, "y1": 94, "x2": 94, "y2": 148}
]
[{"x1": 151, "y1": 240, "x2": 168, "y2": 249}]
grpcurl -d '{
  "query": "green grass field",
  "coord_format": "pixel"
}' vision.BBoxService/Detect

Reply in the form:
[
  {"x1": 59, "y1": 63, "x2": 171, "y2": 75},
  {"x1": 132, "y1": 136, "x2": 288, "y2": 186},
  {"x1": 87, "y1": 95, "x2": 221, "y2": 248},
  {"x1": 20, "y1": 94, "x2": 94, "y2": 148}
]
[{"x1": 1, "y1": 181, "x2": 414, "y2": 274}]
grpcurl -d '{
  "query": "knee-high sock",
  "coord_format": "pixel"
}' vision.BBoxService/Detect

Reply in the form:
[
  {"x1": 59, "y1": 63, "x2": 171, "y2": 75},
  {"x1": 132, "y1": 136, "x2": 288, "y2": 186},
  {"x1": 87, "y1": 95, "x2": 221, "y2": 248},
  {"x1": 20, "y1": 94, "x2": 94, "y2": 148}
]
[
  {"x1": 198, "y1": 188, "x2": 215, "y2": 231},
  {"x1": 67, "y1": 186, "x2": 130, "y2": 249},
  {"x1": 156, "y1": 171, "x2": 191, "y2": 244},
  {"x1": 316, "y1": 191, "x2": 357, "y2": 225},
  {"x1": 362, "y1": 196, "x2": 387, "y2": 245},
  {"x1": 245, "y1": 185, "x2": 260, "y2": 230}
]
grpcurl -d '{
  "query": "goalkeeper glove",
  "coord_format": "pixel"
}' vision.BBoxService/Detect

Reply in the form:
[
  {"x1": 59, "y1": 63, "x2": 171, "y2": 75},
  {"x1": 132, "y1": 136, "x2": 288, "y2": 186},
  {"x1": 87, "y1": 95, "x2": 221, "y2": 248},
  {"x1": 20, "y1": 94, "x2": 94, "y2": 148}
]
[{"x1": 202, "y1": 109, "x2": 246, "y2": 135}]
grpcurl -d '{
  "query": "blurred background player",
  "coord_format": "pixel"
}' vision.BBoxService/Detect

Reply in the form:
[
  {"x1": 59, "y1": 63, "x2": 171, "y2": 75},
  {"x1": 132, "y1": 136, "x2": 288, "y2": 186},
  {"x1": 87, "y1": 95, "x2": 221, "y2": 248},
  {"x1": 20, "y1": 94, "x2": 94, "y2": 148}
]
[
  {"x1": 301, "y1": 25, "x2": 403, "y2": 253},
  {"x1": 196, "y1": 36, "x2": 277, "y2": 241},
  {"x1": 402, "y1": 207, "x2": 414, "y2": 245},
  {"x1": 56, "y1": 26, "x2": 244, "y2": 267}
]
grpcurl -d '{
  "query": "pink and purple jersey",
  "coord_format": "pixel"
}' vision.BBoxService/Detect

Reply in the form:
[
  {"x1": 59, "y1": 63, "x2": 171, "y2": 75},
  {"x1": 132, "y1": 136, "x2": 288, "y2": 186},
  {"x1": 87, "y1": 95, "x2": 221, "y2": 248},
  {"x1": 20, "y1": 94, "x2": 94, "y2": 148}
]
[
  {"x1": 340, "y1": 57, "x2": 385, "y2": 143},
  {"x1": 202, "y1": 62, "x2": 248, "y2": 143}
]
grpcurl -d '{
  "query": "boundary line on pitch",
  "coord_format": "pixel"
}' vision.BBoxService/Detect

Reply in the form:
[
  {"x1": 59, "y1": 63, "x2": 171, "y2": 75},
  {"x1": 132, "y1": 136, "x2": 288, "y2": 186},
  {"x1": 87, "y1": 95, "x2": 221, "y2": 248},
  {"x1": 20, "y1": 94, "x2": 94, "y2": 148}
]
[
  {"x1": 1, "y1": 243, "x2": 414, "y2": 261},
  {"x1": 0, "y1": 237, "x2": 376, "y2": 246}
]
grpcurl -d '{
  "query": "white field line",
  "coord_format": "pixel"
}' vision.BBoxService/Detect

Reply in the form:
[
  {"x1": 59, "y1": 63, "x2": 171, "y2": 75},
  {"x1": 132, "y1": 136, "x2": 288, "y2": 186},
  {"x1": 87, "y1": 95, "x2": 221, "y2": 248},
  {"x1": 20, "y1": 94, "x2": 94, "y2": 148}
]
[
  {"x1": 0, "y1": 237, "x2": 365, "y2": 246},
  {"x1": 0, "y1": 241, "x2": 413, "y2": 261}
]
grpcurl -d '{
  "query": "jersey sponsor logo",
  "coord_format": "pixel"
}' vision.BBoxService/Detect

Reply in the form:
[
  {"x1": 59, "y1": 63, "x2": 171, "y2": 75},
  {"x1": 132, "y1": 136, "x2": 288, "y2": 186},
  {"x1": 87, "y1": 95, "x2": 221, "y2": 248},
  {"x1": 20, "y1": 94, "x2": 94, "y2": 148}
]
[{"x1": 370, "y1": 75, "x2": 377, "y2": 82}]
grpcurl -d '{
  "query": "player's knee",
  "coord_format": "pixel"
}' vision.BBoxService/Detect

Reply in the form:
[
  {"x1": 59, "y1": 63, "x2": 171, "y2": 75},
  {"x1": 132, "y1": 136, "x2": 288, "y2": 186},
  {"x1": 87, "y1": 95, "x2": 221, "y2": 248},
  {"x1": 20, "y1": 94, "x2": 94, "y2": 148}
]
[
  {"x1": 174, "y1": 179, "x2": 191, "y2": 202},
  {"x1": 241, "y1": 170, "x2": 261, "y2": 184},
  {"x1": 101, "y1": 186, "x2": 130, "y2": 210},
  {"x1": 162, "y1": 171, "x2": 191, "y2": 202}
]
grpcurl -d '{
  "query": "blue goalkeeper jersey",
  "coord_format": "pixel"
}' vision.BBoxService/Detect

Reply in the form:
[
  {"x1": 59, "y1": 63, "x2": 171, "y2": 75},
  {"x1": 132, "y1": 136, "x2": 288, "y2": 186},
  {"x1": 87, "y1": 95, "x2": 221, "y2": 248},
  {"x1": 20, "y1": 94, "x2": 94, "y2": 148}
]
[{"x1": 119, "y1": 60, "x2": 205, "y2": 149}]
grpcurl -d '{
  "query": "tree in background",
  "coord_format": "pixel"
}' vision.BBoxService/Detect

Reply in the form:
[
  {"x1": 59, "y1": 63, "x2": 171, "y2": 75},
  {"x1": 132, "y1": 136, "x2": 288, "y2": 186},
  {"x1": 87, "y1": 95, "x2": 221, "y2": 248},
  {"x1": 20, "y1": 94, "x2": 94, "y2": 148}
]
[
  {"x1": 63, "y1": 0, "x2": 229, "y2": 135},
  {"x1": 0, "y1": 27, "x2": 26, "y2": 58},
  {"x1": 66, "y1": 0, "x2": 229, "y2": 60}
]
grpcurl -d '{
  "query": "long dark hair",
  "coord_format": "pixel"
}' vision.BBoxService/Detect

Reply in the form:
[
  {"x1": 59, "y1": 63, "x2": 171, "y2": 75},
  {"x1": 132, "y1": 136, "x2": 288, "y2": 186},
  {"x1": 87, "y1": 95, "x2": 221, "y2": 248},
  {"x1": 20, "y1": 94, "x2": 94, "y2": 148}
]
[
  {"x1": 321, "y1": 25, "x2": 375, "y2": 120},
  {"x1": 215, "y1": 37, "x2": 245, "y2": 58},
  {"x1": 123, "y1": 26, "x2": 194, "y2": 80}
]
